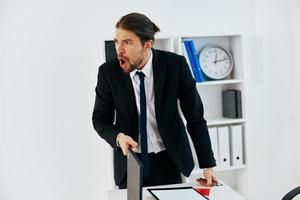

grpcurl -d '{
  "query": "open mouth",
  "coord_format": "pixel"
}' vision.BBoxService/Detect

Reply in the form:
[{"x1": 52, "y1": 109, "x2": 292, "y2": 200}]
[
  {"x1": 118, "y1": 57, "x2": 127, "y2": 68},
  {"x1": 120, "y1": 58, "x2": 125, "y2": 65}
]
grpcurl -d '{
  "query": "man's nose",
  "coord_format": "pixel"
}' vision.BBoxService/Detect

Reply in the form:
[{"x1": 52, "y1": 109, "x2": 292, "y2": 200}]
[{"x1": 116, "y1": 43, "x2": 124, "y2": 55}]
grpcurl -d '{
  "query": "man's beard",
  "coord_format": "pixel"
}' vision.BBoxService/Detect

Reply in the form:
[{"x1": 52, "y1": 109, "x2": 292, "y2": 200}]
[{"x1": 121, "y1": 58, "x2": 143, "y2": 73}]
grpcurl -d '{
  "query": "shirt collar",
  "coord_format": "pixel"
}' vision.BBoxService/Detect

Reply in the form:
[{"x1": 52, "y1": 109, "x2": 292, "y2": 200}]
[{"x1": 130, "y1": 51, "x2": 153, "y2": 79}]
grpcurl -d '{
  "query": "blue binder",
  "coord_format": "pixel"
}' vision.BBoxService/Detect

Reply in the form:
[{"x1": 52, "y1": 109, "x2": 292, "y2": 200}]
[{"x1": 183, "y1": 40, "x2": 205, "y2": 82}]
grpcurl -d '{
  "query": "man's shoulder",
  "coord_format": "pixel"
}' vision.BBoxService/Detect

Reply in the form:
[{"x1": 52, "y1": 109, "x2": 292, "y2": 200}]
[
  {"x1": 98, "y1": 58, "x2": 120, "y2": 73},
  {"x1": 153, "y1": 49, "x2": 183, "y2": 60},
  {"x1": 153, "y1": 49, "x2": 184, "y2": 66},
  {"x1": 153, "y1": 49, "x2": 185, "y2": 69}
]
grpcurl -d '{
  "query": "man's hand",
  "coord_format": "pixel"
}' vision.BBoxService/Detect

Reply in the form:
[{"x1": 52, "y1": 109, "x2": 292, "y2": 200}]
[
  {"x1": 202, "y1": 168, "x2": 218, "y2": 187},
  {"x1": 196, "y1": 168, "x2": 218, "y2": 187},
  {"x1": 117, "y1": 133, "x2": 138, "y2": 156}
]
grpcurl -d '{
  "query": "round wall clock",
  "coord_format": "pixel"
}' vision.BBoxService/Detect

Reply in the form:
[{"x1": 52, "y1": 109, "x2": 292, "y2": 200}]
[{"x1": 199, "y1": 45, "x2": 233, "y2": 80}]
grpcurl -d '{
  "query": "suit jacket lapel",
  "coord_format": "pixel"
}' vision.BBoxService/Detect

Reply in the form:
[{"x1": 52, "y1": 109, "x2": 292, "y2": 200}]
[
  {"x1": 118, "y1": 49, "x2": 165, "y2": 137},
  {"x1": 152, "y1": 49, "x2": 165, "y2": 120},
  {"x1": 121, "y1": 72, "x2": 139, "y2": 137}
]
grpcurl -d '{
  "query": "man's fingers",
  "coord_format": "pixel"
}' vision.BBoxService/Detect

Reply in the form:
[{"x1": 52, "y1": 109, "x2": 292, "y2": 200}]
[
  {"x1": 206, "y1": 175, "x2": 212, "y2": 186},
  {"x1": 119, "y1": 135, "x2": 138, "y2": 156},
  {"x1": 127, "y1": 138, "x2": 138, "y2": 153},
  {"x1": 212, "y1": 175, "x2": 218, "y2": 183},
  {"x1": 128, "y1": 137, "x2": 138, "y2": 148},
  {"x1": 131, "y1": 147, "x2": 138, "y2": 152},
  {"x1": 121, "y1": 143, "x2": 129, "y2": 156},
  {"x1": 203, "y1": 168, "x2": 216, "y2": 187}
]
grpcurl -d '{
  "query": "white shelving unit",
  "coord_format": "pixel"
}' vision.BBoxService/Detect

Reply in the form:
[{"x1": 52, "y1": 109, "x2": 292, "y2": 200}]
[
  {"x1": 153, "y1": 36, "x2": 175, "y2": 52},
  {"x1": 175, "y1": 34, "x2": 248, "y2": 197},
  {"x1": 196, "y1": 79, "x2": 244, "y2": 86},
  {"x1": 206, "y1": 118, "x2": 245, "y2": 127}
]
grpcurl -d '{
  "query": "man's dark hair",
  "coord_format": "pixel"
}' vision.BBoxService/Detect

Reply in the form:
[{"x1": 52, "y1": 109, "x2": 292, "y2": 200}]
[{"x1": 116, "y1": 12, "x2": 160, "y2": 45}]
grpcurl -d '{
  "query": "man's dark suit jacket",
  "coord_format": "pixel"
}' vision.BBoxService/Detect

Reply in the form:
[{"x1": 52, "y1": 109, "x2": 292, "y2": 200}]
[{"x1": 92, "y1": 49, "x2": 216, "y2": 185}]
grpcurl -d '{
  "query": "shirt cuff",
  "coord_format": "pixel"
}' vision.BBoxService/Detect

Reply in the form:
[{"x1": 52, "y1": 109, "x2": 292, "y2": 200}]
[{"x1": 116, "y1": 132, "x2": 123, "y2": 147}]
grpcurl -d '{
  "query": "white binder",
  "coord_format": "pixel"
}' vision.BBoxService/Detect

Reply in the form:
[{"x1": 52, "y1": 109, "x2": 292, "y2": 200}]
[
  {"x1": 229, "y1": 125, "x2": 244, "y2": 167},
  {"x1": 208, "y1": 127, "x2": 219, "y2": 168},
  {"x1": 218, "y1": 126, "x2": 230, "y2": 168}
]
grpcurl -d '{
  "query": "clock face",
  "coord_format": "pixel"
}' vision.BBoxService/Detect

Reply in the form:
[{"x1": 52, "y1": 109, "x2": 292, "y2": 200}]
[{"x1": 199, "y1": 45, "x2": 233, "y2": 80}]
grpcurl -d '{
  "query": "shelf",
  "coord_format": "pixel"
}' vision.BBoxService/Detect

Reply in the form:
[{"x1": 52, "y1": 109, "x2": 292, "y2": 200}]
[
  {"x1": 180, "y1": 33, "x2": 242, "y2": 39},
  {"x1": 215, "y1": 165, "x2": 247, "y2": 172},
  {"x1": 196, "y1": 79, "x2": 244, "y2": 87},
  {"x1": 206, "y1": 118, "x2": 245, "y2": 126},
  {"x1": 185, "y1": 165, "x2": 247, "y2": 183},
  {"x1": 189, "y1": 165, "x2": 247, "y2": 176}
]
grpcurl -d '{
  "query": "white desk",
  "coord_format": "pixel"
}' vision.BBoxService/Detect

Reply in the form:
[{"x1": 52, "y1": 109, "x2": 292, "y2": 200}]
[{"x1": 108, "y1": 181, "x2": 246, "y2": 200}]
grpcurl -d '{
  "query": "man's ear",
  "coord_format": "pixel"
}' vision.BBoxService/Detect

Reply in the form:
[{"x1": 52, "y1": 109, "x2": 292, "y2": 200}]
[{"x1": 144, "y1": 40, "x2": 153, "y2": 50}]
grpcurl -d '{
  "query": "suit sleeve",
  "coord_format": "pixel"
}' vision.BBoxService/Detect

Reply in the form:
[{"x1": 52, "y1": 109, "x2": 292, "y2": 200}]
[
  {"x1": 177, "y1": 56, "x2": 216, "y2": 168},
  {"x1": 92, "y1": 66, "x2": 120, "y2": 150}
]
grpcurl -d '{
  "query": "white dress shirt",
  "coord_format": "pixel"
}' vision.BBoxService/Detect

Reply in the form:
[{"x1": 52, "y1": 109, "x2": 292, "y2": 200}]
[{"x1": 129, "y1": 51, "x2": 166, "y2": 153}]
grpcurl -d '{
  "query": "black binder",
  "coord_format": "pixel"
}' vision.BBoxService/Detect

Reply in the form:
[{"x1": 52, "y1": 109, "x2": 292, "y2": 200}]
[
  {"x1": 222, "y1": 89, "x2": 242, "y2": 118},
  {"x1": 105, "y1": 40, "x2": 117, "y2": 61}
]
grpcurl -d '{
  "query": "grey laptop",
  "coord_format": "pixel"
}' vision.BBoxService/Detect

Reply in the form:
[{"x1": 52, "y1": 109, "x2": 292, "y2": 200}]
[{"x1": 127, "y1": 149, "x2": 143, "y2": 200}]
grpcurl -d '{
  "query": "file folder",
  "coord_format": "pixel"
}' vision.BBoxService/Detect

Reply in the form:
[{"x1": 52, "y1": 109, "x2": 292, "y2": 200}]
[
  {"x1": 183, "y1": 40, "x2": 205, "y2": 82},
  {"x1": 229, "y1": 125, "x2": 244, "y2": 166},
  {"x1": 218, "y1": 126, "x2": 231, "y2": 168},
  {"x1": 182, "y1": 42, "x2": 196, "y2": 79},
  {"x1": 208, "y1": 127, "x2": 219, "y2": 168}
]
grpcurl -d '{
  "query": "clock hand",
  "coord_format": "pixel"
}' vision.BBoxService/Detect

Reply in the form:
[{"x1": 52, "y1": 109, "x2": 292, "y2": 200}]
[
  {"x1": 215, "y1": 58, "x2": 229, "y2": 63},
  {"x1": 214, "y1": 53, "x2": 217, "y2": 64}
]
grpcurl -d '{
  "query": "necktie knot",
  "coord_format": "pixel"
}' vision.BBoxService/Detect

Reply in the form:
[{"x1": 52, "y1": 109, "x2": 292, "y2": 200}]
[{"x1": 136, "y1": 71, "x2": 145, "y2": 81}]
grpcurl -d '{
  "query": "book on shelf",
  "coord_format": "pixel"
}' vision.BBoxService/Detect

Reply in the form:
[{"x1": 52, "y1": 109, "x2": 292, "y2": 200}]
[
  {"x1": 235, "y1": 90, "x2": 242, "y2": 118},
  {"x1": 222, "y1": 90, "x2": 242, "y2": 118},
  {"x1": 183, "y1": 40, "x2": 205, "y2": 82}
]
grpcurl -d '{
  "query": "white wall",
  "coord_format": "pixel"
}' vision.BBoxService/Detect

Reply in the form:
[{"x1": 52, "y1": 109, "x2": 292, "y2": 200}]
[
  {"x1": 0, "y1": 1, "x2": 115, "y2": 200},
  {"x1": 0, "y1": 0, "x2": 299, "y2": 200},
  {"x1": 292, "y1": 0, "x2": 300, "y2": 185},
  {"x1": 244, "y1": 0, "x2": 299, "y2": 199}
]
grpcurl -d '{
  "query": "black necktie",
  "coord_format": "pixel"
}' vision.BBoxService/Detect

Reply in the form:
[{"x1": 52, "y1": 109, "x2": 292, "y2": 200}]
[{"x1": 136, "y1": 71, "x2": 149, "y2": 176}]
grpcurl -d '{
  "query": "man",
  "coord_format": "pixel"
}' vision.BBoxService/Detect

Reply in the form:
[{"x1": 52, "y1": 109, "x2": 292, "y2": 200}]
[{"x1": 92, "y1": 12, "x2": 217, "y2": 189}]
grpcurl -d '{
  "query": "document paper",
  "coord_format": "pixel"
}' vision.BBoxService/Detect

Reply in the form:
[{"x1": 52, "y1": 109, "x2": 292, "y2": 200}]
[{"x1": 148, "y1": 187, "x2": 207, "y2": 200}]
